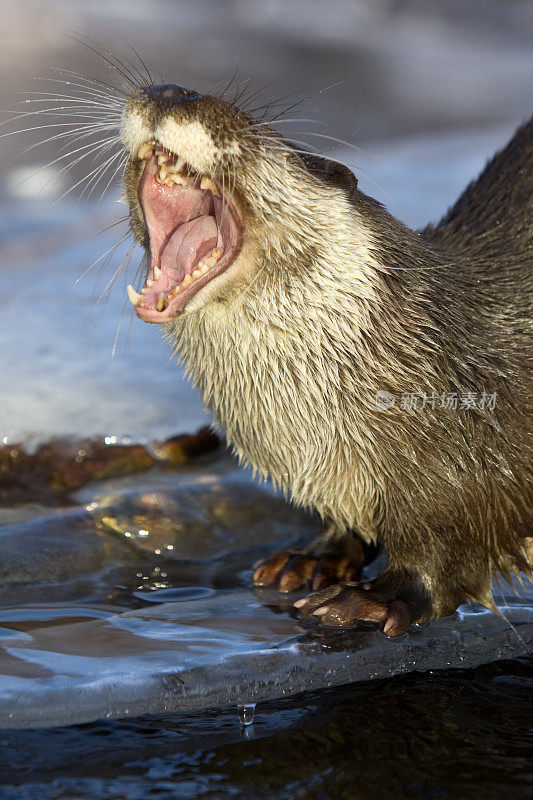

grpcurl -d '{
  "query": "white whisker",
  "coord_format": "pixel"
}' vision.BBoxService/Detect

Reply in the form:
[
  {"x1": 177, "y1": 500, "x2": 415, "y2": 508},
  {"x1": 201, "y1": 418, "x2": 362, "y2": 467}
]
[
  {"x1": 94, "y1": 239, "x2": 138, "y2": 309},
  {"x1": 29, "y1": 80, "x2": 125, "y2": 102},
  {"x1": 50, "y1": 144, "x2": 123, "y2": 204},
  {"x1": 275, "y1": 131, "x2": 364, "y2": 155},
  {"x1": 6, "y1": 135, "x2": 119, "y2": 199},
  {"x1": 66, "y1": 33, "x2": 143, "y2": 91},
  {"x1": 79, "y1": 152, "x2": 122, "y2": 200},
  {"x1": 110, "y1": 243, "x2": 140, "y2": 357},
  {"x1": 18, "y1": 90, "x2": 123, "y2": 106},
  {"x1": 245, "y1": 118, "x2": 322, "y2": 130},
  {"x1": 3, "y1": 124, "x2": 119, "y2": 170},
  {"x1": 28, "y1": 134, "x2": 118, "y2": 182},
  {"x1": 76, "y1": 232, "x2": 131, "y2": 283},
  {"x1": 84, "y1": 151, "x2": 128, "y2": 201},
  {"x1": 36, "y1": 69, "x2": 130, "y2": 98}
]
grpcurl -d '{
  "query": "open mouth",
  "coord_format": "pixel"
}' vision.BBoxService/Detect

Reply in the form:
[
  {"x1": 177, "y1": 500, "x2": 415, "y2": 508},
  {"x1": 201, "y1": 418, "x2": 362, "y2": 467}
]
[{"x1": 128, "y1": 141, "x2": 243, "y2": 322}]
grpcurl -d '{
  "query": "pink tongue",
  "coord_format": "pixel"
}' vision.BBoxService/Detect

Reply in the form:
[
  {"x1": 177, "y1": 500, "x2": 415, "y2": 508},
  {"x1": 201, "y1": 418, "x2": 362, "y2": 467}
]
[{"x1": 160, "y1": 215, "x2": 218, "y2": 279}]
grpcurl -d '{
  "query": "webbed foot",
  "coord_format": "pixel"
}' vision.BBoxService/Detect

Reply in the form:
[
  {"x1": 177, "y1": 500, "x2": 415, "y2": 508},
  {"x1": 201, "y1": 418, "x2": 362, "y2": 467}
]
[
  {"x1": 294, "y1": 570, "x2": 432, "y2": 637},
  {"x1": 253, "y1": 550, "x2": 361, "y2": 592}
]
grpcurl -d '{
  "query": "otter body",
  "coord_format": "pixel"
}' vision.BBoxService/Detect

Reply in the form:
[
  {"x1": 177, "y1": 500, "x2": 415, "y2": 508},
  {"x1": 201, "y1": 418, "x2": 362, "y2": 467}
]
[{"x1": 121, "y1": 83, "x2": 532, "y2": 635}]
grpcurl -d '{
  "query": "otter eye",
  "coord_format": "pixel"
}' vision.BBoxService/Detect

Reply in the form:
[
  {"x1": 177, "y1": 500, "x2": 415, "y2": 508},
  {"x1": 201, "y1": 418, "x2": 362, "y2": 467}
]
[{"x1": 143, "y1": 83, "x2": 202, "y2": 108}]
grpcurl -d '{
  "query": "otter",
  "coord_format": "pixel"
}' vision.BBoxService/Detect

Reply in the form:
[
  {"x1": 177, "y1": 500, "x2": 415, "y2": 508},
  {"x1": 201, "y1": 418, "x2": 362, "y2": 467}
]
[{"x1": 120, "y1": 82, "x2": 532, "y2": 636}]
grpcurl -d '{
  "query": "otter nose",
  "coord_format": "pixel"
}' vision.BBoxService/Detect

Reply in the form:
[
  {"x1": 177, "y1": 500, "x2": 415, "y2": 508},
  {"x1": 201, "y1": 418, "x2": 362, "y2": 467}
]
[{"x1": 143, "y1": 83, "x2": 202, "y2": 108}]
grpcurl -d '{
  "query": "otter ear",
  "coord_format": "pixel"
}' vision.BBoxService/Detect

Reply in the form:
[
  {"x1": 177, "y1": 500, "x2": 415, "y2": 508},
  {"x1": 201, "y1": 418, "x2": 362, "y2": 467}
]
[{"x1": 298, "y1": 152, "x2": 359, "y2": 197}]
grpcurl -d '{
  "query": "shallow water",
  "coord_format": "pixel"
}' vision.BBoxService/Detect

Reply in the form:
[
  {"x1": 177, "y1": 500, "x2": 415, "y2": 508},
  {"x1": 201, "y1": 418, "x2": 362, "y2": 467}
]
[{"x1": 0, "y1": 659, "x2": 530, "y2": 800}]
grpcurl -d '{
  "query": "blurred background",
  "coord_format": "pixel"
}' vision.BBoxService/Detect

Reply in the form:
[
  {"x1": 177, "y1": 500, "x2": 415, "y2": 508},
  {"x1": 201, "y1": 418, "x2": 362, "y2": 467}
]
[{"x1": 1, "y1": 0, "x2": 532, "y2": 445}]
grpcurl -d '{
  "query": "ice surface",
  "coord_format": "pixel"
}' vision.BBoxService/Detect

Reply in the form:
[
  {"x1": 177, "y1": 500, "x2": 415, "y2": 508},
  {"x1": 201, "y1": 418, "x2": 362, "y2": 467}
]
[
  {"x1": 1, "y1": 581, "x2": 530, "y2": 731},
  {"x1": 0, "y1": 456, "x2": 531, "y2": 730}
]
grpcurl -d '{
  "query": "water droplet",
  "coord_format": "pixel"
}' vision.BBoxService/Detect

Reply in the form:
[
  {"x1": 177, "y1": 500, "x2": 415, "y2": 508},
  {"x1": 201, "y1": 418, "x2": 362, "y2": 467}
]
[{"x1": 237, "y1": 703, "x2": 256, "y2": 726}]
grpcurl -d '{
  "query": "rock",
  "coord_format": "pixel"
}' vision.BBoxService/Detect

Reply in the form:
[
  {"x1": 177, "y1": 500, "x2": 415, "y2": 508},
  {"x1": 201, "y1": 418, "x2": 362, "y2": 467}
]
[
  {"x1": 151, "y1": 427, "x2": 220, "y2": 464},
  {"x1": 0, "y1": 428, "x2": 221, "y2": 506}
]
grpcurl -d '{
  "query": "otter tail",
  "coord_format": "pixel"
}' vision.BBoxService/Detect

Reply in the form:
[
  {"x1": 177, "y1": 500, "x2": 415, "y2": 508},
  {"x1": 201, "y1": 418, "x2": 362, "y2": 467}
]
[{"x1": 423, "y1": 116, "x2": 533, "y2": 264}]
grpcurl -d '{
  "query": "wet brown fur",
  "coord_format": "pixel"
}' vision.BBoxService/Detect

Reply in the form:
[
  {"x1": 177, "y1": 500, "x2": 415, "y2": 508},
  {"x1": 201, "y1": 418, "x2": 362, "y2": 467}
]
[{"x1": 121, "y1": 89, "x2": 532, "y2": 629}]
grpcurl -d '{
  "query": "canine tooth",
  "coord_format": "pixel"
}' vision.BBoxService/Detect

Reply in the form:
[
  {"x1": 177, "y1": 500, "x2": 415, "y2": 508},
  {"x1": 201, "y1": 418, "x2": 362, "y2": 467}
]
[
  {"x1": 156, "y1": 292, "x2": 166, "y2": 312},
  {"x1": 137, "y1": 142, "x2": 154, "y2": 160},
  {"x1": 153, "y1": 266, "x2": 162, "y2": 279},
  {"x1": 127, "y1": 285, "x2": 142, "y2": 307},
  {"x1": 200, "y1": 177, "x2": 220, "y2": 196},
  {"x1": 182, "y1": 274, "x2": 193, "y2": 288}
]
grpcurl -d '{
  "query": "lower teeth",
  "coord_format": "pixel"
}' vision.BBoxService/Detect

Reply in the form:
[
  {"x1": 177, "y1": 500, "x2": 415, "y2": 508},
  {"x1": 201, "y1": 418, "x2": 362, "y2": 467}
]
[
  {"x1": 165, "y1": 248, "x2": 223, "y2": 304},
  {"x1": 127, "y1": 247, "x2": 224, "y2": 312}
]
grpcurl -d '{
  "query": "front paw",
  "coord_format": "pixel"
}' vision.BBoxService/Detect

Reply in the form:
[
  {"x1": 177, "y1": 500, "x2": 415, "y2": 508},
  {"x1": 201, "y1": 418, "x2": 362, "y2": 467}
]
[
  {"x1": 294, "y1": 582, "x2": 413, "y2": 637},
  {"x1": 253, "y1": 550, "x2": 360, "y2": 593}
]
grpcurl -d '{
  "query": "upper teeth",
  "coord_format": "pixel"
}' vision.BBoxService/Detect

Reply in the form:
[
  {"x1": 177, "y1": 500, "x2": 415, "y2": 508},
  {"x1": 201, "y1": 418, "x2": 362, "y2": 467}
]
[
  {"x1": 137, "y1": 141, "x2": 155, "y2": 160},
  {"x1": 136, "y1": 141, "x2": 220, "y2": 196},
  {"x1": 127, "y1": 285, "x2": 142, "y2": 307},
  {"x1": 200, "y1": 176, "x2": 221, "y2": 196}
]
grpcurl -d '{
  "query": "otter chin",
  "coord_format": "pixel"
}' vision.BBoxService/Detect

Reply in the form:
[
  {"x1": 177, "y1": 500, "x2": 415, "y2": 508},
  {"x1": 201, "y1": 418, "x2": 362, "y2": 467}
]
[{"x1": 120, "y1": 82, "x2": 532, "y2": 636}]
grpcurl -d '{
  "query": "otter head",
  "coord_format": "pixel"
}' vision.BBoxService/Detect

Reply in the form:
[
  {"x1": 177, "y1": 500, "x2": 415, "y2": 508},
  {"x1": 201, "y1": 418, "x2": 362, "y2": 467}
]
[{"x1": 121, "y1": 82, "x2": 361, "y2": 322}]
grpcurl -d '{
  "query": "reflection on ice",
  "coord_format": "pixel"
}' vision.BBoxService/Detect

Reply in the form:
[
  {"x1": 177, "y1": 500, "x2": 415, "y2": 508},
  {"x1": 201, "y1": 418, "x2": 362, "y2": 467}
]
[{"x1": 132, "y1": 586, "x2": 215, "y2": 603}]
